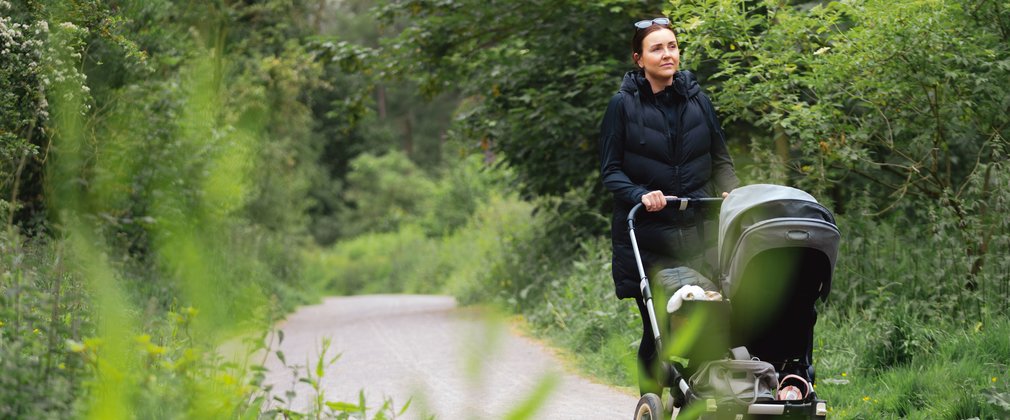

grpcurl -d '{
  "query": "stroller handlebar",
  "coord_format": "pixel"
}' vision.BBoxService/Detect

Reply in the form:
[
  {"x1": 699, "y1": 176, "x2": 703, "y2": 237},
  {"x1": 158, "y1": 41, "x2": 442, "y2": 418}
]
[
  {"x1": 627, "y1": 196, "x2": 723, "y2": 226},
  {"x1": 625, "y1": 195, "x2": 724, "y2": 406}
]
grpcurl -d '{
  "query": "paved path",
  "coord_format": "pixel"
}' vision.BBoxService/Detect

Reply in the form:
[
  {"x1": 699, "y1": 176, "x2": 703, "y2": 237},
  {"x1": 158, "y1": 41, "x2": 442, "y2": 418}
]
[{"x1": 261, "y1": 294, "x2": 638, "y2": 419}]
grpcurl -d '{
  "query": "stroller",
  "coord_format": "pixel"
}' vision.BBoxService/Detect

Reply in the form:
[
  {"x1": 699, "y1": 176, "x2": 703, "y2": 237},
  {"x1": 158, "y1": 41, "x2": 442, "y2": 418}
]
[{"x1": 630, "y1": 184, "x2": 840, "y2": 420}]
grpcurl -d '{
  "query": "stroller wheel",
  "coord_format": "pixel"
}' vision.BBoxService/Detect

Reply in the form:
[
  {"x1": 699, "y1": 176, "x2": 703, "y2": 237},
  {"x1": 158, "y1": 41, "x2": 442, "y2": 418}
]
[{"x1": 635, "y1": 393, "x2": 666, "y2": 420}]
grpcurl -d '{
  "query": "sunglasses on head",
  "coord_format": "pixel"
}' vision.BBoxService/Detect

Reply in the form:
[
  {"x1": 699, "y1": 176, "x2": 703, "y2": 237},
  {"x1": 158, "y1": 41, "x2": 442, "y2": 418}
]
[{"x1": 634, "y1": 17, "x2": 671, "y2": 30}]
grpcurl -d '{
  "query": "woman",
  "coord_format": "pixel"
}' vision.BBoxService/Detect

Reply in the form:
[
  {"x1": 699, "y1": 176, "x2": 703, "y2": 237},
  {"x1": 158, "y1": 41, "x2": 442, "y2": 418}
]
[{"x1": 599, "y1": 17, "x2": 739, "y2": 396}]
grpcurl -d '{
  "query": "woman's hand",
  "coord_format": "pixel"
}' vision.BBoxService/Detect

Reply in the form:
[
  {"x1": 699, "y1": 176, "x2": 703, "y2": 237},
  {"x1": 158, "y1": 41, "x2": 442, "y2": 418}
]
[
  {"x1": 722, "y1": 191, "x2": 729, "y2": 198},
  {"x1": 642, "y1": 190, "x2": 669, "y2": 212}
]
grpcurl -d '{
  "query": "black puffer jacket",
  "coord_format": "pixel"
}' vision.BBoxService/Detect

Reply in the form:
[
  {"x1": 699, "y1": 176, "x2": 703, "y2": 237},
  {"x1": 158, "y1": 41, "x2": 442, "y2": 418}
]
[{"x1": 600, "y1": 69, "x2": 739, "y2": 299}]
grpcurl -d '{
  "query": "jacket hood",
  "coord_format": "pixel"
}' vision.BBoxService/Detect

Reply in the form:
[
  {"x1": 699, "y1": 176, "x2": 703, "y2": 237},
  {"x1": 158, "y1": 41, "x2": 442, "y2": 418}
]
[{"x1": 619, "y1": 69, "x2": 701, "y2": 99}]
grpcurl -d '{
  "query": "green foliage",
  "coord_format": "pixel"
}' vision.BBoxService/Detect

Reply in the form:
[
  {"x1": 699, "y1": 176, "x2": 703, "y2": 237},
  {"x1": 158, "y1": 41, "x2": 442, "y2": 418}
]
[
  {"x1": 667, "y1": 0, "x2": 1010, "y2": 210},
  {"x1": 0, "y1": 3, "x2": 71, "y2": 231},
  {"x1": 312, "y1": 225, "x2": 434, "y2": 295},
  {"x1": 304, "y1": 1, "x2": 462, "y2": 244},
  {"x1": 417, "y1": 154, "x2": 503, "y2": 237},
  {"x1": 335, "y1": 151, "x2": 507, "y2": 240},
  {"x1": 264, "y1": 337, "x2": 413, "y2": 419},
  {"x1": 816, "y1": 312, "x2": 1010, "y2": 418},
  {"x1": 380, "y1": 0, "x2": 658, "y2": 222},
  {"x1": 4, "y1": 0, "x2": 1010, "y2": 417},
  {"x1": 315, "y1": 188, "x2": 532, "y2": 297},
  {"x1": 0, "y1": 233, "x2": 89, "y2": 418},
  {"x1": 830, "y1": 159, "x2": 1010, "y2": 320},
  {"x1": 502, "y1": 373, "x2": 560, "y2": 420},
  {"x1": 470, "y1": 187, "x2": 609, "y2": 311},
  {"x1": 340, "y1": 151, "x2": 436, "y2": 237},
  {"x1": 518, "y1": 237, "x2": 641, "y2": 385},
  {"x1": 0, "y1": 0, "x2": 374, "y2": 417},
  {"x1": 299, "y1": 38, "x2": 378, "y2": 245}
]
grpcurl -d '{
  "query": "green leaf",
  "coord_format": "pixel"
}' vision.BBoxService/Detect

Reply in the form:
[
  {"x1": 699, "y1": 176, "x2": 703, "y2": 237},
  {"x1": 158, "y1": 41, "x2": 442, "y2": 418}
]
[
  {"x1": 502, "y1": 374, "x2": 560, "y2": 420},
  {"x1": 316, "y1": 353, "x2": 325, "y2": 379},
  {"x1": 324, "y1": 401, "x2": 361, "y2": 412},
  {"x1": 398, "y1": 397, "x2": 413, "y2": 416}
]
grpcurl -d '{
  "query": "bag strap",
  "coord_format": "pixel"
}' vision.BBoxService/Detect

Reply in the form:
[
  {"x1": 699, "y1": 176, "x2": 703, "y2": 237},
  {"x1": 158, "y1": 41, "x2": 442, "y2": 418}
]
[{"x1": 729, "y1": 346, "x2": 765, "y2": 405}]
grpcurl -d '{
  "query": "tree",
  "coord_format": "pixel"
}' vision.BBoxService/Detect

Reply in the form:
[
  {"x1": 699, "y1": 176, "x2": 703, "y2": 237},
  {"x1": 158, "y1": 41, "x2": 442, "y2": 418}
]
[
  {"x1": 665, "y1": 0, "x2": 1010, "y2": 208},
  {"x1": 379, "y1": 0, "x2": 660, "y2": 214},
  {"x1": 667, "y1": 0, "x2": 1010, "y2": 282}
]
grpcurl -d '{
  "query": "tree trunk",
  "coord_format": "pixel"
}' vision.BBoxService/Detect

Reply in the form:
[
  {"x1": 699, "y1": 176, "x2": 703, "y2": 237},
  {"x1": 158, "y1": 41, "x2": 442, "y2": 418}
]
[
  {"x1": 312, "y1": 0, "x2": 325, "y2": 33},
  {"x1": 376, "y1": 85, "x2": 387, "y2": 120},
  {"x1": 402, "y1": 110, "x2": 414, "y2": 156},
  {"x1": 774, "y1": 125, "x2": 790, "y2": 170}
]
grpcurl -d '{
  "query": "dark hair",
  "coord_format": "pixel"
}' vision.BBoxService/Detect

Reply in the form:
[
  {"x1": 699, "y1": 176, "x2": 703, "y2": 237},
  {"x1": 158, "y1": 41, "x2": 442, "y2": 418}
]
[{"x1": 631, "y1": 24, "x2": 675, "y2": 57}]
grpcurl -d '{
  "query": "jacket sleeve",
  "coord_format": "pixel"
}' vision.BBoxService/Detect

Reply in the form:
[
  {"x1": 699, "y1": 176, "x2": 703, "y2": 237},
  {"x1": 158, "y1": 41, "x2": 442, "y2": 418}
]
[
  {"x1": 700, "y1": 93, "x2": 740, "y2": 193},
  {"x1": 600, "y1": 94, "x2": 650, "y2": 205}
]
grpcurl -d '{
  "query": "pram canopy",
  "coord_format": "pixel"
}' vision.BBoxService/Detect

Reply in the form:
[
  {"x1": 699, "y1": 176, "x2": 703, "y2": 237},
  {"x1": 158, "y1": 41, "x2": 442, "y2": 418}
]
[{"x1": 718, "y1": 184, "x2": 840, "y2": 301}]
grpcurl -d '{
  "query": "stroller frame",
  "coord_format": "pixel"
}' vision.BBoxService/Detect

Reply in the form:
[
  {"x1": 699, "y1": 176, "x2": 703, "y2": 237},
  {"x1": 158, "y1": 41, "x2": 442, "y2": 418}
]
[{"x1": 629, "y1": 195, "x2": 831, "y2": 420}]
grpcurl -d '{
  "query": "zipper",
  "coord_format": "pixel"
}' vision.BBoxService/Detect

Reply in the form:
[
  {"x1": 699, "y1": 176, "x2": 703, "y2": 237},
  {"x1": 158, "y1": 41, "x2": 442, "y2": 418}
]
[
  {"x1": 673, "y1": 99, "x2": 685, "y2": 194},
  {"x1": 655, "y1": 104, "x2": 677, "y2": 196},
  {"x1": 657, "y1": 106, "x2": 673, "y2": 157}
]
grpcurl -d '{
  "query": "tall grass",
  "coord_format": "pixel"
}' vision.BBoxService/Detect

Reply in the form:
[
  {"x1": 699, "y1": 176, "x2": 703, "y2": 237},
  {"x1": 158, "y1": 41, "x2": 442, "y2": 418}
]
[
  {"x1": 833, "y1": 207, "x2": 1010, "y2": 324},
  {"x1": 44, "y1": 31, "x2": 268, "y2": 418},
  {"x1": 0, "y1": 232, "x2": 89, "y2": 417}
]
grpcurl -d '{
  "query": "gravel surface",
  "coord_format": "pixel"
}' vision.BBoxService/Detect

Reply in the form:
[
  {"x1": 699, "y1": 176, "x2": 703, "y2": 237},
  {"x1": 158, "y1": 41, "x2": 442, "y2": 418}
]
[{"x1": 262, "y1": 294, "x2": 639, "y2": 419}]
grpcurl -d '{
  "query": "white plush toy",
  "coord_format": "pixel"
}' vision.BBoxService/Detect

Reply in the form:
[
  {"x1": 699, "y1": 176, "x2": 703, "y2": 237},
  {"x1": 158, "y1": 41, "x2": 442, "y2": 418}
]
[{"x1": 667, "y1": 285, "x2": 723, "y2": 313}]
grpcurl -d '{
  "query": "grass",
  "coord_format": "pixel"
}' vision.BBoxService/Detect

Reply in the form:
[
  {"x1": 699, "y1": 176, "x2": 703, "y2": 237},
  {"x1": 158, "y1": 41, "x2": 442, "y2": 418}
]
[{"x1": 816, "y1": 313, "x2": 1010, "y2": 419}]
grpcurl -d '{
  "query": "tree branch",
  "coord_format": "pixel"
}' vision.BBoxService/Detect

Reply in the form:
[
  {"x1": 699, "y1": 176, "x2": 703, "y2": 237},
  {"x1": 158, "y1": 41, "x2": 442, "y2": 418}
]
[
  {"x1": 969, "y1": 162, "x2": 995, "y2": 278},
  {"x1": 956, "y1": 130, "x2": 999, "y2": 198}
]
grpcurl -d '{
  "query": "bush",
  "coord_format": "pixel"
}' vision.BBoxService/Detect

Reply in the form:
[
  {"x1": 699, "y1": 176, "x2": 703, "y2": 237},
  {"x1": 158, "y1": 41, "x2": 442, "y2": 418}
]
[
  {"x1": 309, "y1": 225, "x2": 432, "y2": 295},
  {"x1": 315, "y1": 191, "x2": 535, "y2": 298},
  {"x1": 339, "y1": 151, "x2": 436, "y2": 238},
  {"x1": 0, "y1": 232, "x2": 89, "y2": 418},
  {"x1": 829, "y1": 169, "x2": 1010, "y2": 325},
  {"x1": 0, "y1": 220, "x2": 313, "y2": 418}
]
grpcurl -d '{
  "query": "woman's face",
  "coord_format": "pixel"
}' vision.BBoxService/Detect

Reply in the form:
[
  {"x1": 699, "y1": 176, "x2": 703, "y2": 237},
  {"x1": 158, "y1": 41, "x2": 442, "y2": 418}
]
[{"x1": 635, "y1": 28, "x2": 680, "y2": 82}]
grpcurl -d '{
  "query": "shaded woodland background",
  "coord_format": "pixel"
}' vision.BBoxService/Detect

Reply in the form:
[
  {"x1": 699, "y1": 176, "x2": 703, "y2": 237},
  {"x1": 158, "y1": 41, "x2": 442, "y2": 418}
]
[{"x1": 2, "y1": 0, "x2": 1009, "y2": 418}]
